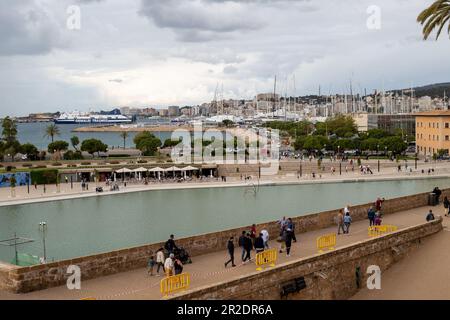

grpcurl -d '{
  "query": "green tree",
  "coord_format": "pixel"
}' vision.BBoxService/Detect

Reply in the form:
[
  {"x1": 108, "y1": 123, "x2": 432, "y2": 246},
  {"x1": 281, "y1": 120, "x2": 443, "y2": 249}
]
[
  {"x1": 360, "y1": 138, "x2": 380, "y2": 151},
  {"x1": 44, "y1": 124, "x2": 60, "y2": 143},
  {"x1": 2, "y1": 116, "x2": 18, "y2": 145},
  {"x1": 81, "y1": 139, "x2": 108, "y2": 157},
  {"x1": 163, "y1": 138, "x2": 182, "y2": 148},
  {"x1": 20, "y1": 143, "x2": 39, "y2": 160},
  {"x1": 293, "y1": 136, "x2": 307, "y2": 150},
  {"x1": 379, "y1": 136, "x2": 408, "y2": 155},
  {"x1": 367, "y1": 129, "x2": 389, "y2": 139},
  {"x1": 133, "y1": 131, "x2": 161, "y2": 156},
  {"x1": 316, "y1": 115, "x2": 357, "y2": 138},
  {"x1": 417, "y1": 0, "x2": 450, "y2": 40},
  {"x1": 70, "y1": 136, "x2": 80, "y2": 151},
  {"x1": 303, "y1": 136, "x2": 328, "y2": 151},
  {"x1": 119, "y1": 131, "x2": 129, "y2": 149},
  {"x1": 48, "y1": 140, "x2": 69, "y2": 153}
]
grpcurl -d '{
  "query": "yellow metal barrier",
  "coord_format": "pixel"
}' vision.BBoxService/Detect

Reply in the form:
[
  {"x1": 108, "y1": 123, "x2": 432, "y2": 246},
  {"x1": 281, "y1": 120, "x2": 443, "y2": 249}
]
[
  {"x1": 80, "y1": 297, "x2": 96, "y2": 300},
  {"x1": 160, "y1": 272, "x2": 190, "y2": 297},
  {"x1": 255, "y1": 248, "x2": 277, "y2": 271},
  {"x1": 317, "y1": 233, "x2": 336, "y2": 253},
  {"x1": 368, "y1": 225, "x2": 398, "y2": 237}
]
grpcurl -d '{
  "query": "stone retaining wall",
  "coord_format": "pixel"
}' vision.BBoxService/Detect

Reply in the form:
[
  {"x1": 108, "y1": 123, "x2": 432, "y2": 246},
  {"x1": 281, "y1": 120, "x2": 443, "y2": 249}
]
[
  {"x1": 0, "y1": 189, "x2": 447, "y2": 293},
  {"x1": 172, "y1": 218, "x2": 443, "y2": 300}
]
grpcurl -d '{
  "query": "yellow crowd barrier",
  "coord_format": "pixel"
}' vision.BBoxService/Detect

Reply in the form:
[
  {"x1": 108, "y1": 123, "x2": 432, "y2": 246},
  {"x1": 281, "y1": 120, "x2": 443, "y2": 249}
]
[
  {"x1": 160, "y1": 272, "x2": 190, "y2": 297},
  {"x1": 255, "y1": 248, "x2": 277, "y2": 271},
  {"x1": 317, "y1": 233, "x2": 336, "y2": 253},
  {"x1": 368, "y1": 225, "x2": 398, "y2": 237}
]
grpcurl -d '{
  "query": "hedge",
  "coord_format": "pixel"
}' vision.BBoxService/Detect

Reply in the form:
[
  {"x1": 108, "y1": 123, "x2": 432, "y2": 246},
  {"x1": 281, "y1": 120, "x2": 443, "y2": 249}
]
[{"x1": 30, "y1": 169, "x2": 58, "y2": 185}]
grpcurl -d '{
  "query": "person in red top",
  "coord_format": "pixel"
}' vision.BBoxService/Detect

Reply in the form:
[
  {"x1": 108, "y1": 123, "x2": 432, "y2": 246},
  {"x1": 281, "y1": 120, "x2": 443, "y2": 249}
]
[
  {"x1": 250, "y1": 224, "x2": 257, "y2": 244},
  {"x1": 375, "y1": 197, "x2": 385, "y2": 212}
]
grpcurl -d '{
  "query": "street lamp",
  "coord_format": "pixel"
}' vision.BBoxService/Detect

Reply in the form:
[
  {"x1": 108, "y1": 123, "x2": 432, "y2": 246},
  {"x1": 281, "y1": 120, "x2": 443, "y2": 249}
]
[{"x1": 39, "y1": 221, "x2": 47, "y2": 263}]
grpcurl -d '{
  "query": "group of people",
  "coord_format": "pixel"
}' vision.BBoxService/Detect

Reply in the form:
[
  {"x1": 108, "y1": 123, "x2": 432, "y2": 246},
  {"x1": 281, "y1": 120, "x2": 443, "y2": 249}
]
[
  {"x1": 224, "y1": 223, "x2": 274, "y2": 268},
  {"x1": 147, "y1": 235, "x2": 184, "y2": 277},
  {"x1": 335, "y1": 197, "x2": 385, "y2": 235},
  {"x1": 277, "y1": 217, "x2": 296, "y2": 256},
  {"x1": 336, "y1": 206, "x2": 353, "y2": 234}
]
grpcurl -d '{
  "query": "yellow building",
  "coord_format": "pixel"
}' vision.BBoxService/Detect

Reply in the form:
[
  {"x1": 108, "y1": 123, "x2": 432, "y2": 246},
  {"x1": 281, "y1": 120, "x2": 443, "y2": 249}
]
[{"x1": 415, "y1": 110, "x2": 450, "y2": 157}]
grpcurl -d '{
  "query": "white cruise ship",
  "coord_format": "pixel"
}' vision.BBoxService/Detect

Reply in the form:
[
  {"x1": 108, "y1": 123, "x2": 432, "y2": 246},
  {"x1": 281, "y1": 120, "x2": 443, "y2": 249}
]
[{"x1": 54, "y1": 111, "x2": 132, "y2": 124}]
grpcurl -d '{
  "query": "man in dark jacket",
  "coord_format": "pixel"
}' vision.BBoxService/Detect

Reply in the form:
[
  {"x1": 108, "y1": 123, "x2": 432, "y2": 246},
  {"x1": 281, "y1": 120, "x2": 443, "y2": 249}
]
[
  {"x1": 164, "y1": 234, "x2": 178, "y2": 255},
  {"x1": 243, "y1": 233, "x2": 253, "y2": 262},
  {"x1": 224, "y1": 237, "x2": 236, "y2": 267},
  {"x1": 367, "y1": 206, "x2": 376, "y2": 226},
  {"x1": 254, "y1": 233, "x2": 265, "y2": 254},
  {"x1": 285, "y1": 228, "x2": 294, "y2": 257}
]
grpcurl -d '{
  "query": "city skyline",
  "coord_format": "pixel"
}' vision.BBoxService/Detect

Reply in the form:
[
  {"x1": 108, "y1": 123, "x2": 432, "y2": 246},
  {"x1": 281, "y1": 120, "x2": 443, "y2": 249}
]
[{"x1": 1, "y1": 0, "x2": 450, "y2": 117}]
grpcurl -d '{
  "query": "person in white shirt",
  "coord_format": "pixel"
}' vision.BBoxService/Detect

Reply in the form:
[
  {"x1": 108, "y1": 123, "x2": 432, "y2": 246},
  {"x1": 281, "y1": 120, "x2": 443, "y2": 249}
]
[
  {"x1": 156, "y1": 248, "x2": 165, "y2": 276},
  {"x1": 164, "y1": 254, "x2": 175, "y2": 277},
  {"x1": 261, "y1": 229, "x2": 269, "y2": 249}
]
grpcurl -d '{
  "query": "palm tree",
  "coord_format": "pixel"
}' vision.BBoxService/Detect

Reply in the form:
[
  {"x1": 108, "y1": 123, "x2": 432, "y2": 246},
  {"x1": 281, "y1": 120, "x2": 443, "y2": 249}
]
[
  {"x1": 44, "y1": 124, "x2": 60, "y2": 143},
  {"x1": 417, "y1": 0, "x2": 450, "y2": 40},
  {"x1": 119, "y1": 131, "x2": 129, "y2": 149}
]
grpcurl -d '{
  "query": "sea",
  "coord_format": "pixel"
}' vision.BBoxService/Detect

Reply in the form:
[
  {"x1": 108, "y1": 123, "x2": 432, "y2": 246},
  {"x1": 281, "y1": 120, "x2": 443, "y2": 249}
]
[{"x1": 16, "y1": 120, "x2": 173, "y2": 150}]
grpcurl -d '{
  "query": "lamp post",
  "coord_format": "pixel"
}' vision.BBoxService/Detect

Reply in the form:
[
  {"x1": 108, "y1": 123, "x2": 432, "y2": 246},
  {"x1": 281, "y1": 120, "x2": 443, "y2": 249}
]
[
  {"x1": 39, "y1": 221, "x2": 47, "y2": 263},
  {"x1": 415, "y1": 152, "x2": 418, "y2": 170},
  {"x1": 377, "y1": 144, "x2": 380, "y2": 172}
]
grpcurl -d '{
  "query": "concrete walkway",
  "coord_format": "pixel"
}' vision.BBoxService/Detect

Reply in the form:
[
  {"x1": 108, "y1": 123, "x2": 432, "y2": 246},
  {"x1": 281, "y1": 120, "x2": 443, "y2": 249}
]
[
  {"x1": 0, "y1": 205, "x2": 436, "y2": 300},
  {"x1": 352, "y1": 212, "x2": 450, "y2": 300}
]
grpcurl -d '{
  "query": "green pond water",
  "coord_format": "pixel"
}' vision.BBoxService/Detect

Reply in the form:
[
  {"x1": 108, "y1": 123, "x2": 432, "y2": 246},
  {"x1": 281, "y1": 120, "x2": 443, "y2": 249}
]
[{"x1": 0, "y1": 177, "x2": 449, "y2": 263}]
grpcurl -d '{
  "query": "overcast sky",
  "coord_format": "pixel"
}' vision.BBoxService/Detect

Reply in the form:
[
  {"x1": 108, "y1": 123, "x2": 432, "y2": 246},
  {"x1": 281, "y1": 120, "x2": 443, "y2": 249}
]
[{"x1": 0, "y1": 0, "x2": 449, "y2": 116}]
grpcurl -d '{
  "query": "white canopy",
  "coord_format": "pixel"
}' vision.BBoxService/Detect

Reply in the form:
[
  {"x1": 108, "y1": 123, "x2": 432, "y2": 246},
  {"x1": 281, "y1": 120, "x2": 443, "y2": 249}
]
[
  {"x1": 182, "y1": 166, "x2": 199, "y2": 171},
  {"x1": 133, "y1": 167, "x2": 148, "y2": 172},
  {"x1": 148, "y1": 167, "x2": 164, "y2": 172},
  {"x1": 115, "y1": 168, "x2": 133, "y2": 173},
  {"x1": 164, "y1": 166, "x2": 183, "y2": 171}
]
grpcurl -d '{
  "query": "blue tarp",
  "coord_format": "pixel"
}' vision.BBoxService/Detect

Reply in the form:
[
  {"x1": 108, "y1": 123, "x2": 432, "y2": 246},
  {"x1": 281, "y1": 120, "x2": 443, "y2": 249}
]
[{"x1": 0, "y1": 172, "x2": 30, "y2": 188}]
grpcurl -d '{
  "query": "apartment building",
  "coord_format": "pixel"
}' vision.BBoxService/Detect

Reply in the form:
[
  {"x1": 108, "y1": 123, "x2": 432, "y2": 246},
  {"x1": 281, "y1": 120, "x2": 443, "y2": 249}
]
[{"x1": 415, "y1": 110, "x2": 450, "y2": 156}]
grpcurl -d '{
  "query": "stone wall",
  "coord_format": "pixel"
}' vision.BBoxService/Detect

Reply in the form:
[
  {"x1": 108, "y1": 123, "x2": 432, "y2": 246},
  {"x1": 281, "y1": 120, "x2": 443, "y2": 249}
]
[
  {"x1": 172, "y1": 218, "x2": 443, "y2": 300},
  {"x1": 0, "y1": 189, "x2": 447, "y2": 293}
]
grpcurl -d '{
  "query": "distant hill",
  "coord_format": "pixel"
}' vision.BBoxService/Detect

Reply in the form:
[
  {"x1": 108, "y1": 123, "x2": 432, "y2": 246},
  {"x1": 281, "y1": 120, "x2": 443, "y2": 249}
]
[{"x1": 391, "y1": 82, "x2": 450, "y2": 98}]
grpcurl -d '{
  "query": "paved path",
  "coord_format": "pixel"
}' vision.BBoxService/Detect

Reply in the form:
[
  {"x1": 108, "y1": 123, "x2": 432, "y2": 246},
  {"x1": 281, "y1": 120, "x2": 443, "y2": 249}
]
[
  {"x1": 352, "y1": 212, "x2": 450, "y2": 300},
  {"x1": 0, "y1": 205, "x2": 436, "y2": 300}
]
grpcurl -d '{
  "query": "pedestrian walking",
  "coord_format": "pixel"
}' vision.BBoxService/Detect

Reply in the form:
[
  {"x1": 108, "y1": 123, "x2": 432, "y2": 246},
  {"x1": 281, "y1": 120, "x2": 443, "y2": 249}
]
[
  {"x1": 445, "y1": 196, "x2": 450, "y2": 217},
  {"x1": 164, "y1": 254, "x2": 175, "y2": 277},
  {"x1": 224, "y1": 237, "x2": 236, "y2": 267},
  {"x1": 261, "y1": 229, "x2": 269, "y2": 249},
  {"x1": 285, "y1": 228, "x2": 293, "y2": 257},
  {"x1": 368, "y1": 206, "x2": 376, "y2": 226},
  {"x1": 156, "y1": 248, "x2": 165, "y2": 276},
  {"x1": 147, "y1": 255, "x2": 155, "y2": 276},
  {"x1": 343, "y1": 212, "x2": 352, "y2": 234},
  {"x1": 336, "y1": 210, "x2": 345, "y2": 235},
  {"x1": 287, "y1": 218, "x2": 297, "y2": 242},
  {"x1": 243, "y1": 233, "x2": 253, "y2": 263}
]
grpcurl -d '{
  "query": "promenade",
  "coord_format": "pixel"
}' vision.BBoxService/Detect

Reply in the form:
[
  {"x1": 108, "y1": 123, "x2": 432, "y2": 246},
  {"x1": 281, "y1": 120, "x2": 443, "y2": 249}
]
[
  {"x1": 0, "y1": 204, "x2": 441, "y2": 300},
  {"x1": 1, "y1": 160, "x2": 450, "y2": 206}
]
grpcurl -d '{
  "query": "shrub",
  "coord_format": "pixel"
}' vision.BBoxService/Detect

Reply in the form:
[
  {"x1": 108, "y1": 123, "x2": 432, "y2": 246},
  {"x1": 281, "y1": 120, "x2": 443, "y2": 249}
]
[
  {"x1": 81, "y1": 162, "x2": 91, "y2": 166},
  {"x1": 34, "y1": 165, "x2": 47, "y2": 169},
  {"x1": 63, "y1": 150, "x2": 83, "y2": 161},
  {"x1": 108, "y1": 161, "x2": 120, "y2": 164},
  {"x1": 22, "y1": 163, "x2": 33, "y2": 167},
  {"x1": 137, "y1": 160, "x2": 147, "y2": 164},
  {"x1": 52, "y1": 163, "x2": 63, "y2": 166},
  {"x1": 30, "y1": 169, "x2": 58, "y2": 184},
  {"x1": 6, "y1": 166, "x2": 15, "y2": 172}
]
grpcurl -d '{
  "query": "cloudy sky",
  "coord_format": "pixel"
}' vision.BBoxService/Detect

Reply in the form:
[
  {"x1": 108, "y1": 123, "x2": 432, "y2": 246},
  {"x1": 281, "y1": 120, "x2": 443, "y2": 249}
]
[{"x1": 0, "y1": 0, "x2": 449, "y2": 116}]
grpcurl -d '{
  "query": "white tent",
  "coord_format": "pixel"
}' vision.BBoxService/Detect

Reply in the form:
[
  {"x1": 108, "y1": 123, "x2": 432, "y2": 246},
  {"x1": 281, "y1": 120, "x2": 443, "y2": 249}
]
[
  {"x1": 182, "y1": 166, "x2": 199, "y2": 171},
  {"x1": 164, "y1": 166, "x2": 182, "y2": 171},
  {"x1": 115, "y1": 168, "x2": 133, "y2": 173},
  {"x1": 148, "y1": 167, "x2": 164, "y2": 172},
  {"x1": 133, "y1": 167, "x2": 148, "y2": 172}
]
